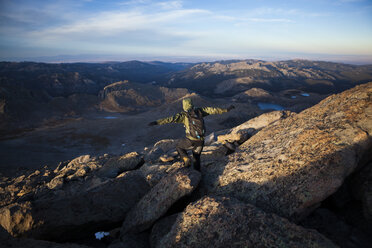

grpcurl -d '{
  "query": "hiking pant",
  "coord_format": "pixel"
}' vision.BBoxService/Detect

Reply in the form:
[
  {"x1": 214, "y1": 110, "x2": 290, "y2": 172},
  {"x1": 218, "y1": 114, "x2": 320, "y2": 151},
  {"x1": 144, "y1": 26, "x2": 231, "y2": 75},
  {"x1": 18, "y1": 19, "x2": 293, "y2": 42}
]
[{"x1": 176, "y1": 138, "x2": 204, "y2": 171}]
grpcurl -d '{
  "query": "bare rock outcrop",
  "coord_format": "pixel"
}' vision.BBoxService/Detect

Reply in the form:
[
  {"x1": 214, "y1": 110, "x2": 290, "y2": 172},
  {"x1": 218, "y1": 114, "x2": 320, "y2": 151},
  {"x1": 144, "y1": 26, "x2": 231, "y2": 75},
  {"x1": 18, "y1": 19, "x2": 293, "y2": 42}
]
[
  {"x1": 1, "y1": 151, "x2": 145, "y2": 210},
  {"x1": 212, "y1": 82, "x2": 372, "y2": 220},
  {"x1": 0, "y1": 170, "x2": 150, "y2": 241},
  {"x1": 1, "y1": 161, "x2": 86, "y2": 206},
  {"x1": 97, "y1": 152, "x2": 144, "y2": 178},
  {"x1": 157, "y1": 196, "x2": 337, "y2": 248},
  {"x1": 48, "y1": 155, "x2": 103, "y2": 189},
  {"x1": 1, "y1": 167, "x2": 56, "y2": 207},
  {"x1": 121, "y1": 168, "x2": 201, "y2": 235}
]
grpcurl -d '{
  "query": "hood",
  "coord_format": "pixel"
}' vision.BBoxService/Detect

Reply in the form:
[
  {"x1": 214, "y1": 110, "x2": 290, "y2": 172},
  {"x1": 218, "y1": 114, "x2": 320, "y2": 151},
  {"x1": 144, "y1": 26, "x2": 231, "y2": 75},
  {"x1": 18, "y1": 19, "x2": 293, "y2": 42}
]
[{"x1": 182, "y1": 98, "x2": 194, "y2": 111}]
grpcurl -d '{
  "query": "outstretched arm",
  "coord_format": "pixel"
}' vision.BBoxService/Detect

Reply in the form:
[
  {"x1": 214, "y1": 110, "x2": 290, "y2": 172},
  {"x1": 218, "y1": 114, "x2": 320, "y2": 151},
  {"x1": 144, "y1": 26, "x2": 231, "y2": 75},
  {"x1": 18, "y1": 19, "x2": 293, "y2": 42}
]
[
  {"x1": 200, "y1": 105, "x2": 234, "y2": 117},
  {"x1": 148, "y1": 112, "x2": 185, "y2": 126}
]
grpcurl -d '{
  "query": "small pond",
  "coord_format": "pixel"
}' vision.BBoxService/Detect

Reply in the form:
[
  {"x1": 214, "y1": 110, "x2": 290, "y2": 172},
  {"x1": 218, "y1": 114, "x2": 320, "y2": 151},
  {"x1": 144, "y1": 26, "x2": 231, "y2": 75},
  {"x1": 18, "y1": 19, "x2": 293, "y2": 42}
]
[
  {"x1": 103, "y1": 116, "x2": 118, "y2": 119},
  {"x1": 257, "y1": 102, "x2": 285, "y2": 111}
]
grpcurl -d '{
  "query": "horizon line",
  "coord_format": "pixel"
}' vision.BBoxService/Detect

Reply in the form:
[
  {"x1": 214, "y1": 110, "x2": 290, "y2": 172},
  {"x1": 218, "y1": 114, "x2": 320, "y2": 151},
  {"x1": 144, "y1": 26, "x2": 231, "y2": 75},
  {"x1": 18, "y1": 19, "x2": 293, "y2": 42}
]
[{"x1": 1, "y1": 54, "x2": 372, "y2": 66}]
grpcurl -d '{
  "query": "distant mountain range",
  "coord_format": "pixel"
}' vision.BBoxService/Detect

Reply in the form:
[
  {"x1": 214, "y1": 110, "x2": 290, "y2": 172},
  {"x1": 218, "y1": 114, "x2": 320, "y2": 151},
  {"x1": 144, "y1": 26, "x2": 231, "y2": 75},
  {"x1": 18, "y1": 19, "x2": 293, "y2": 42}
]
[
  {"x1": 2, "y1": 59, "x2": 371, "y2": 98},
  {"x1": 0, "y1": 60, "x2": 192, "y2": 97},
  {"x1": 166, "y1": 59, "x2": 372, "y2": 96}
]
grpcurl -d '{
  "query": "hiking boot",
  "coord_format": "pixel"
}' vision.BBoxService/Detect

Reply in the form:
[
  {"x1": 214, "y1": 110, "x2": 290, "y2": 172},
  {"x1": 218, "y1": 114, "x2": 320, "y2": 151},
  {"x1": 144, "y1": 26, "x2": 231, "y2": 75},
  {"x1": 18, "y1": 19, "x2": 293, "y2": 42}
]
[
  {"x1": 224, "y1": 142, "x2": 236, "y2": 152},
  {"x1": 182, "y1": 157, "x2": 191, "y2": 167}
]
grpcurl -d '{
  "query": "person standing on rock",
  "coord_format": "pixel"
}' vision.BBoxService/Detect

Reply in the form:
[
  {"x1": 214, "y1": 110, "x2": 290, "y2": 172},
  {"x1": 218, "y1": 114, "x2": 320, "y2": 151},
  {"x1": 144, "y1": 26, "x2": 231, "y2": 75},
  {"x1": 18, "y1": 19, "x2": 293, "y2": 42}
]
[{"x1": 148, "y1": 98, "x2": 234, "y2": 171}]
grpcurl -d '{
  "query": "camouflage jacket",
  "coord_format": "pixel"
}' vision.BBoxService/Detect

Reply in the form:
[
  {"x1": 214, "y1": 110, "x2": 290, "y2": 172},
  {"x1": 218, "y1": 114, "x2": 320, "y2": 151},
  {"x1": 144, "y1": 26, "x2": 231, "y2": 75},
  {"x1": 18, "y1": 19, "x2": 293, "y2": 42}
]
[{"x1": 155, "y1": 107, "x2": 228, "y2": 140}]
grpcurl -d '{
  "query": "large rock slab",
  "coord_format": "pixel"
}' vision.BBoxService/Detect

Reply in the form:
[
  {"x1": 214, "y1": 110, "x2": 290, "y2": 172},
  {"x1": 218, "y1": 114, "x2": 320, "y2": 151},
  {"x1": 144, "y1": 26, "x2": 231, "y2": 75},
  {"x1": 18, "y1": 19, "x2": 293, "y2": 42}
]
[
  {"x1": 219, "y1": 110, "x2": 294, "y2": 143},
  {"x1": 121, "y1": 168, "x2": 201, "y2": 235},
  {"x1": 157, "y1": 196, "x2": 336, "y2": 248},
  {"x1": 204, "y1": 110, "x2": 293, "y2": 146},
  {"x1": 213, "y1": 82, "x2": 372, "y2": 220},
  {"x1": 196, "y1": 111, "x2": 294, "y2": 197},
  {"x1": 0, "y1": 170, "x2": 150, "y2": 241}
]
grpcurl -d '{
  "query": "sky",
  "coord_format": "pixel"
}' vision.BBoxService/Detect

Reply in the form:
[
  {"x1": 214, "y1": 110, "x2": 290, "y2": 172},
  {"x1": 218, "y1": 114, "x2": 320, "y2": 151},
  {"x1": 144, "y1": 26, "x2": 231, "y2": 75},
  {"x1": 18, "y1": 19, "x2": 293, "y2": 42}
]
[{"x1": 0, "y1": 0, "x2": 372, "y2": 64}]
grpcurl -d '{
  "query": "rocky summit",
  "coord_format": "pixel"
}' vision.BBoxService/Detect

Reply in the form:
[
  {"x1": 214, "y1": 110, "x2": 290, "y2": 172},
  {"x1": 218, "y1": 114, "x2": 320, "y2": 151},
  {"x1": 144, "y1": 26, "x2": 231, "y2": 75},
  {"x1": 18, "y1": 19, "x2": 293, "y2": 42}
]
[{"x1": 0, "y1": 82, "x2": 371, "y2": 247}]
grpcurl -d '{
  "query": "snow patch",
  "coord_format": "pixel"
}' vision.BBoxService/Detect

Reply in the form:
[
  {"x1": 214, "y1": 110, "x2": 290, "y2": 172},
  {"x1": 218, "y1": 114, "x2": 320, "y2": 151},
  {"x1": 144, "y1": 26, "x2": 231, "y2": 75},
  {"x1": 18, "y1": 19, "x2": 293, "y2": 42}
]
[{"x1": 95, "y1": 231, "x2": 110, "y2": 240}]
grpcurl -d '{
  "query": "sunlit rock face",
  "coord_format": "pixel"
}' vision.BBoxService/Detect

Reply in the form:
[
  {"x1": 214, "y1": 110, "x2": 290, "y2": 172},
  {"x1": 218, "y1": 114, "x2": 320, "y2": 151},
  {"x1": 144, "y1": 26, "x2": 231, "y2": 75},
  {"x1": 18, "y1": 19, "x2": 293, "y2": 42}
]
[{"x1": 212, "y1": 82, "x2": 372, "y2": 220}]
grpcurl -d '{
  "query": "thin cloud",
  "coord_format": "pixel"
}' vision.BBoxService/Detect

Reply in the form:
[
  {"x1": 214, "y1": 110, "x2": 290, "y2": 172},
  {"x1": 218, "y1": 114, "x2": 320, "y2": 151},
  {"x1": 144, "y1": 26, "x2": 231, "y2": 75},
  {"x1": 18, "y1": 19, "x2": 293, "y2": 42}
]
[
  {"x1": 252, "y1": 7, "x2": 300, "y2": 16},
  {"x1": 251, "y1": 7, "x2": 331, "y2": 18},
  {"x1": 207, "y1": 13, "x2": 295, "y2": 24},
  {"x1": 249, "y1": 18, "x2": 294, "y2": 23},
  {"x1": 118, "y1": 0, "x2": 183, "y2": 8},
  {"x1": 118, "y1": 0, "x2": 151, "y2": 6},
  {"x1": 156, "y1": 1, "x2": 183, "y2": 10},
  {"x1": 28, "y1": 8, "x2": 209, "y2": 40},
  {"x1": 213, "y1": 15, "x2": 238, "y2": 22},
  {"x1": 0, "y1": 1, "x2": 88, "y2": 28}
]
